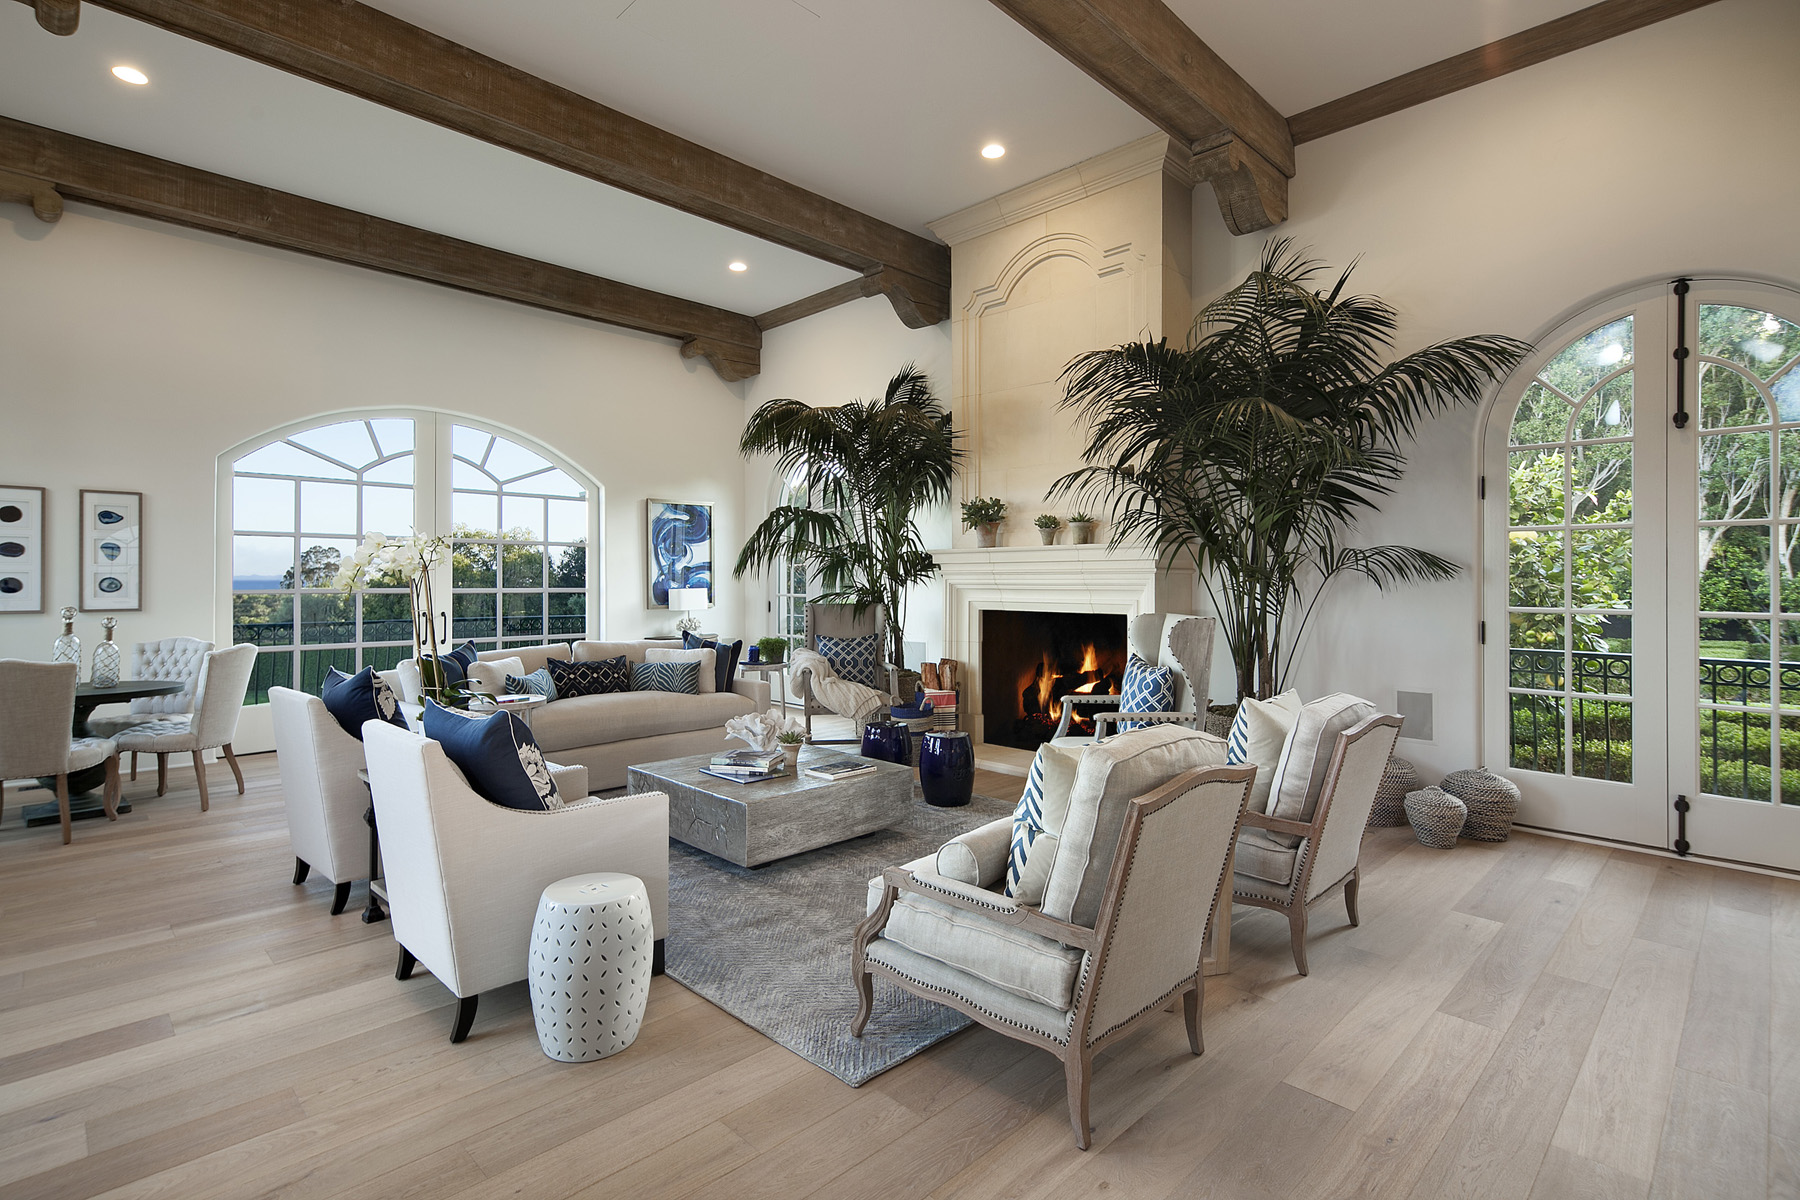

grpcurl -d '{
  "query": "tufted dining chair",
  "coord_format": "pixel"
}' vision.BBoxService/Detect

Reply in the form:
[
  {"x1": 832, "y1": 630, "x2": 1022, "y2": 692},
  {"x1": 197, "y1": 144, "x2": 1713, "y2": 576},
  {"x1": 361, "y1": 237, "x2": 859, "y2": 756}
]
[
  {"x1": 116, "y1": 645, "x2": 257, "y2": 811},
  {"x1": 0, "y1": 660, "x2": 121, "y2": 844},
  {"x1": 87, "y1": 636, "x2": 213, "y2": 783}
]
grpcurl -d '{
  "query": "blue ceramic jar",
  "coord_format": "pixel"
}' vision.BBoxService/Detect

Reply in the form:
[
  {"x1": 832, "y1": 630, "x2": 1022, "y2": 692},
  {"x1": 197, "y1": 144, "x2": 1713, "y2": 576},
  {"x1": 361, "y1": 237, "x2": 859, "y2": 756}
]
[{"x1": 919, "y1": 731, "x2": 974, "y2": 807}]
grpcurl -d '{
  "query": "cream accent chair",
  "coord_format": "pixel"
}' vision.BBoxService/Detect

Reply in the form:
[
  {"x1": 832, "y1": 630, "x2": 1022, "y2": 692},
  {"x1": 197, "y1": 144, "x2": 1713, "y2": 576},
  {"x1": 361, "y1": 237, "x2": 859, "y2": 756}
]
[
  {"x1": 0, "y1": 660, "x2": 121, "y2": 844},
  {"x1": 361, "y1": 720, "x2": 670, "y2": 1043},
  {"x1": 1233, "y1": 701, "x2": 1403, "y2": 976},
  {"x1": 1052, "y1": 614, "x2": 1215, "y2": 743},
  {"x1": 87, "y1": 636, "x2": 212, "y2": 782},
  {"x1": 115, "y1": 644, "x2": 258, "y2": 811},
  {"x1": 269, "y1": 686, "x2": 377, "y2": 916},
  {"x1": 852, "y1": 725, "x2": 1245, "y2": 1149},
  {"x1": 796, "y1": 602, "x2": 901, "y2": 743}
]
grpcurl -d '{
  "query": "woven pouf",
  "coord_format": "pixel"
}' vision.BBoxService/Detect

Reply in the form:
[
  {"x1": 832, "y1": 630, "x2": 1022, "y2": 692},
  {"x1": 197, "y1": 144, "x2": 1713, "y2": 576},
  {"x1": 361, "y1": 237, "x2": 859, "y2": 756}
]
[
  {"x1": 529, "y1": 872, "x2": 654, "y2": 1063},
  {"x1": 1369, "y1": 756, "x2": 1424, "y2": 827},
  {"x1": 1439, "y1": 768, "x2": 1523, "y2": 842},
  {"x1": 1404, "y1": 786, "x2": 1467, "y2": 849}
]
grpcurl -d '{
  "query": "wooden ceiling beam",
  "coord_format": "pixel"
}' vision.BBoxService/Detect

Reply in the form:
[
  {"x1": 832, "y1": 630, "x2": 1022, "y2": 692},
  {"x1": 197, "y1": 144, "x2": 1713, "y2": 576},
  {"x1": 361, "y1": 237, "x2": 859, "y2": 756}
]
[
  {"x1": 987, "y1": 0, "x2": 1293, "y2": 235},
  {"x1": 0, "y1": 116, "x2": 762, "y2": 381},
  {"x1": 1288, "y1": 0, "x2": 1725, "y2": 145},
  {"x1": 16, "y1": 0, "x2": 948, "y2": 329}
]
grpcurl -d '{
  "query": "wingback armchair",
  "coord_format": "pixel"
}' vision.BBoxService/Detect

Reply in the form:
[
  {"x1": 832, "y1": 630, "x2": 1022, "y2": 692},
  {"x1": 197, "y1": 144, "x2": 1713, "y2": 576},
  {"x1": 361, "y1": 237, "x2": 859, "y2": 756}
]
[
  {"x1": 361, "y1": 720, "x2": 671, "y2": 1043},
  {"x1": 794, "y1": 601, "x2": 901, "y2": 742},
  {"x1": 852, "y1": 725, "x2": 1246, "y2": 1149},
  {"x1": 1052, "y1": 613, "x2": 1215, "y2": 742},
  {"x1": 1232, "y1": 700, "x2": 1402, "y2": 975}
]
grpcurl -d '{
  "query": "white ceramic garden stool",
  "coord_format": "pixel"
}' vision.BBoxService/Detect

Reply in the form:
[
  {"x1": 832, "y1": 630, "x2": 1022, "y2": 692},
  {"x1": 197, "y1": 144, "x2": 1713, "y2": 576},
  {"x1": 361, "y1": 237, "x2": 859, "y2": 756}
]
[{"x1": 529, "y1": 872, "x2": 654, "y2": 1063}]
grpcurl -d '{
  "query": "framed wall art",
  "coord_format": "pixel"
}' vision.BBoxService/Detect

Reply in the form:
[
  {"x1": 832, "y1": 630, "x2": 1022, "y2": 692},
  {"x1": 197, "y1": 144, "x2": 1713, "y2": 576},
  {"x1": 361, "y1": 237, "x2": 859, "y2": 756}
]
[
  {"x1": 0, "y1": 485, "x2": 45, "y2": 614},
  {"x1": 646, "y1": 499, "x2": 713, "y2": 609},
  {"x1": 79, "y1": 489, "x2": 143, "y2": 612}
]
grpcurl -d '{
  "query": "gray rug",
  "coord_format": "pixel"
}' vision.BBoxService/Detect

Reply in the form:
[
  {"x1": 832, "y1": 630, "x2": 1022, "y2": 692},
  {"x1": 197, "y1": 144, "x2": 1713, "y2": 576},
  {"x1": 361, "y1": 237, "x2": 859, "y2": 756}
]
[{"x1": 664, "y1": 786, "x2": 1016, "y2": 1086}]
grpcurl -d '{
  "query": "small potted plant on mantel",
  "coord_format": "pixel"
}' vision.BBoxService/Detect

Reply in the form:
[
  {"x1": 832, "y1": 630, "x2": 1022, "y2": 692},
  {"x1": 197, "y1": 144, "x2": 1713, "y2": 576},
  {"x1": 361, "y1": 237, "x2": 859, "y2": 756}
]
[
  {"x1": 1033, "y1": 513, "x2": 1062, "y2": 545},
  {"x1": 962, "y1": 497, "x2": 1007, "y2": 548},
  {"x1": 1068, "y1": 513, "x2": 1100, "y2": 545}
]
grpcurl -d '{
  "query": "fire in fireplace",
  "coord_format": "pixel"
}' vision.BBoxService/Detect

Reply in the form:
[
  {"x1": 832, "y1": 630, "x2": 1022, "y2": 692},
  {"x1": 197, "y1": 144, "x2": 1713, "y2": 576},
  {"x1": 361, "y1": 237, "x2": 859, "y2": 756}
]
[{"x1": 981, "y1": 610, "x2": 1128, "y2": 752}]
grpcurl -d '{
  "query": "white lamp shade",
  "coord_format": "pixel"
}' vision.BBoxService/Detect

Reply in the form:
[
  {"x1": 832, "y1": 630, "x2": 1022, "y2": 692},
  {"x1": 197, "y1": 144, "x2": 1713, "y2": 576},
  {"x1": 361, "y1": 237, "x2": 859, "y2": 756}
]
[{"x1": 667, "y1": 587, "x2": 709, "y2": 612}]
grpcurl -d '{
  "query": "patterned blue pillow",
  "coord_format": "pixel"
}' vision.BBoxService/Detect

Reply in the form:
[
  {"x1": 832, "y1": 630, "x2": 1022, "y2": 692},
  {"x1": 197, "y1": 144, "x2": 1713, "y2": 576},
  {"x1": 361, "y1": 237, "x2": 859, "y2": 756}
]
[
  {"x1": 1116, "y1": 654, "x2": 1175, "y2": 732},
  {"x1": 817, "y1": 634, "x2": 880, "y2": 688},
  {"x1": 319, "y1": 666, "x2": 408, "y2": 740},
  {"x1": 506, "y1": 667, "x2": 558, "y2": 702},
  {"x1": 419, "y1": 640, "x2": 480, "y2": 688},
  {"x1": 547, "y1": 656, "x2": 629, "y2": 698},
  {"x1": 1006, "y1": 749, "x2": 1050, "y2": 898},
  {"x1": 632, "y1": 660, "x2": 700, "y2": 695},
  {"x1": 422, "y1": 699, "x2": 560, "y2": 811},
  {"x1": 1225, "y1": 703, "x2": 1251, "y2": 764}
]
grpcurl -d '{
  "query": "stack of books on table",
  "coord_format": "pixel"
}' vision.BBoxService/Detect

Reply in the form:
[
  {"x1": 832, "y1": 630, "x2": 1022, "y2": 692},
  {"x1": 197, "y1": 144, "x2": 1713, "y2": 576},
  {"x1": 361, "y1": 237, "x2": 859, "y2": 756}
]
[
  {"x1": 700, "y1": 748, "x2": 786, "y2": 785},
  {"x1": 801, "y1": 754, "x2": 878, "y2": 782}
]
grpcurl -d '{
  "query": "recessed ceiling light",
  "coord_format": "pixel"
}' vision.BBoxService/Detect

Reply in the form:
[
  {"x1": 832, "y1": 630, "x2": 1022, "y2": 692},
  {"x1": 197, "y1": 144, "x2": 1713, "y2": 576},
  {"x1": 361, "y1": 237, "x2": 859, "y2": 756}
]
[
  {"x1": 981, "y1": 143, "x2": 1006, "y2": 160},
  {"x1": 111, "y1": 65, "x2": 149, "y2": 85},
  {"x1": 728, "y1": 261, "x2": 748, "y2": 272}
]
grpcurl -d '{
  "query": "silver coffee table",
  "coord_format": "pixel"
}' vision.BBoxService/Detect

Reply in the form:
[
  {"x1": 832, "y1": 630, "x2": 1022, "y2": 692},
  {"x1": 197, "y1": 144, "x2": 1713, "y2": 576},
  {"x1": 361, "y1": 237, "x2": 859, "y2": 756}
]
[{"x1": 628, "y1": 746, "x2": 914, "y2": 867}]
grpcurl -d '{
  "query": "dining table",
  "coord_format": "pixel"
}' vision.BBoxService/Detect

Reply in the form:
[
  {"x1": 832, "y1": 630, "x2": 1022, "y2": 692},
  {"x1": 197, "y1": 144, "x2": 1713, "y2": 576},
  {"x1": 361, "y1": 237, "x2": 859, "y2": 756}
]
[{"x1": 22, "y1": 679, "x2": 185, "y2": 827}]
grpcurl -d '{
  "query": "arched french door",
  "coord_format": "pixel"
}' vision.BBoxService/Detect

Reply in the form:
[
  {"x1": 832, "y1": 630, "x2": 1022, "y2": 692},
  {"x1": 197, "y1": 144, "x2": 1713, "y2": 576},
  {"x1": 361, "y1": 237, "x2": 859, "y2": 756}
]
[{"x1": 1483, "y1": 279, "x2": 1800, "y2": 871}]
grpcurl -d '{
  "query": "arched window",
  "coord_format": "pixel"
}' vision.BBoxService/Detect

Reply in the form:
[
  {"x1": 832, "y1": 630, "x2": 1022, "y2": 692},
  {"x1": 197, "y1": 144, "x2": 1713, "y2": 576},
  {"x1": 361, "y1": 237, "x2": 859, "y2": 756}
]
[{"x1": 227, "y1": 413, "x2": 598, "y2": 705}]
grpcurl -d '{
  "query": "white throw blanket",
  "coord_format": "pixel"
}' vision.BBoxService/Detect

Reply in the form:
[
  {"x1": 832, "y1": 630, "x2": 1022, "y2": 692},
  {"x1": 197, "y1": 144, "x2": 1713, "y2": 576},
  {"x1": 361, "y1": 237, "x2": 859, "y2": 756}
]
[{"x1": 790, "y1": 648, "x2": 887, "y2": 727}]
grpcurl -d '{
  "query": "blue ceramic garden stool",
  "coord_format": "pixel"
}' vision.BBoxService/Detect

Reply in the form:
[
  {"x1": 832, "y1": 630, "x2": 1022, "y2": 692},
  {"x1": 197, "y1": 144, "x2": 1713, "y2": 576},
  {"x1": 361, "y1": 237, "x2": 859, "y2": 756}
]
[
  {"x1": 919, "y1": 731, "x2": 974, "y2": 808},
  {"x1": 861, "y1": 719, "x2": 913, "y2": 767}
]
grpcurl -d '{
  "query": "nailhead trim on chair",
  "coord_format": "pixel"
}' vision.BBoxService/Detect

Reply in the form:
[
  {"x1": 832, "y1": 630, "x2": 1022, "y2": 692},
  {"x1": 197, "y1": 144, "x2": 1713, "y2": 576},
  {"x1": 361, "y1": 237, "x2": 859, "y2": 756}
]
[
  {"x1": 872, "y1": 952, "x2": 1076, "y2": 1046},
  {"x1": 906, "y1": 872, "x2": 1015, "y2": 914}
]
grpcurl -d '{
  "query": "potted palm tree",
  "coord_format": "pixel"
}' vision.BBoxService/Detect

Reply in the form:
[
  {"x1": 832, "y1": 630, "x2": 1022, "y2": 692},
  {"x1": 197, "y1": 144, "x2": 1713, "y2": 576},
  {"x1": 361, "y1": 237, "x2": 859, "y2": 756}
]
[
  {"x1": 1049, "y1": 240, "x2": 1529, "y2": 702},
  {"x1": 734, "y1": 366, "x2": 961, "y2": 679}
]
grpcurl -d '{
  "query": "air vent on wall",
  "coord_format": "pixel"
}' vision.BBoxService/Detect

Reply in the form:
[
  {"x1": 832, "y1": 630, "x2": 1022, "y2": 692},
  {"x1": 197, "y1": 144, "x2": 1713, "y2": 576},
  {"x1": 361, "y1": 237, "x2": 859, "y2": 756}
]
[{"x1": 1395, "y1": 690, "x2": 1434, "y2": 742}]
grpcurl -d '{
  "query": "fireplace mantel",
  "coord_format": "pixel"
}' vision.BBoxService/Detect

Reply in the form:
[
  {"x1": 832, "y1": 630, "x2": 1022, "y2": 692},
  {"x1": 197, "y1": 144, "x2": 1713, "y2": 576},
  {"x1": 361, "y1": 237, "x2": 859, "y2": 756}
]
[{"x1": 934, "y1": 545, "x2": 1196, "y2": 747}]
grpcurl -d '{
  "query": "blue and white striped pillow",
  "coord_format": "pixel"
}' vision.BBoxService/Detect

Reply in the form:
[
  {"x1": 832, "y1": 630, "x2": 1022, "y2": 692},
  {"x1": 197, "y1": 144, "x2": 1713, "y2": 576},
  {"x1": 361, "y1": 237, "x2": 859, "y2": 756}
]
[
  {"x1": 1225, "y1": 703, "x2": 1252, "y2": 763},
  {"x1": 1006, "y1": 751, "x2": 1049, "y2": 898},
  {"x1": 505, "y1": 667, "x2": 558, "y2": 702},
  {"x1": 631, "y1": 660, "x2": 700, "y2": 695},
  {"x1": 1116, "y1": 655, "x2": 1175, "y2": 731}
]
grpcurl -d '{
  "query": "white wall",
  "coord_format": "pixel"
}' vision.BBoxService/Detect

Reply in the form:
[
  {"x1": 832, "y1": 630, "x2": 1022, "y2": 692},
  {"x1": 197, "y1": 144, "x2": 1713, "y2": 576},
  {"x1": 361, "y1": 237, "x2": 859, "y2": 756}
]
[
  {"x1": 0, "y1": 205, "x2": 751, "y2": 670},
  {"x1": 1190, "y1": 0, "x2": 1800, "y2": 774},
  {"x1": 738, "y1": 295, "x2": 952, "y2": 664}
]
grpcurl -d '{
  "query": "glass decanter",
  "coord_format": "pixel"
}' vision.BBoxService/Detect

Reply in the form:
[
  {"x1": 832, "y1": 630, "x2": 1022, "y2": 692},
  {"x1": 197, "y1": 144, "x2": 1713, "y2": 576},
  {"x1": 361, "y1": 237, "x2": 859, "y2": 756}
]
[
  {"x1": 92, "y1": 617, "x2": 121, "y2": 687},
  {"x1": 52, "y1": 605, "x2": 80, "y2": 666}
]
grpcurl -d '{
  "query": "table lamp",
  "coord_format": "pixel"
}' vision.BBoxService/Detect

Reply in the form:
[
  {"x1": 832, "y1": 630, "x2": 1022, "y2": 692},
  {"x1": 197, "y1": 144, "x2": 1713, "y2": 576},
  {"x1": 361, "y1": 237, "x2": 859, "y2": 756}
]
[{"x1": 668, "y1": 587, "x2": 709, "y2": 635}]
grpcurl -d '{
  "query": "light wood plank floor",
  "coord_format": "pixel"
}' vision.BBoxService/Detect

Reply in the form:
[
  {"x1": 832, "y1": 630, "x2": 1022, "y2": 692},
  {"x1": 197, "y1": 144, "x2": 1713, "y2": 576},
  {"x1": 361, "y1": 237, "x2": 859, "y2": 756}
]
[{"x1": 0, "y1": 753, "x2": 1791, "y2": 1200}]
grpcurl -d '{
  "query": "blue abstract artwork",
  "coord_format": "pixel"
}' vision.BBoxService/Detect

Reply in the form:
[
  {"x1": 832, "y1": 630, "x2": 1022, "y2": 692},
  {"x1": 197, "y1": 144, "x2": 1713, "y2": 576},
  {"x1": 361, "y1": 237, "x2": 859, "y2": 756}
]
[{"x1": 647, "y1": 500, "x2": 712, "y2": 608}]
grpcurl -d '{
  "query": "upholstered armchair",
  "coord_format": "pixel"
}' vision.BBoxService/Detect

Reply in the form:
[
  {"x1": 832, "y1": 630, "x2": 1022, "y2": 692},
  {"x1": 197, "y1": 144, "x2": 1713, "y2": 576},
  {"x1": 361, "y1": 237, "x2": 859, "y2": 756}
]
[
  {"x1": 0, "y1": 660, "x2": 121, "y2": 844},
  {"x1": 87, "y1": 636, "x2": 213, "y2": 781},
  {"x1": 1232, "y1": 700, "x2": 1402, "y2": 975},
  {"x1": 1052, "y1": 614, "x2": 1215, "y2": 743},
  {"x1": 115, "y1": 644, "x2": 257, "y2": 810},
  {"x1": 361, "y1": 720, "x2": 671, "y2": 1043},
  {"x1": 852, "y1": 725, "x2": 1246, "y2": 1149},
  {"x1": 794, "y1": 601, "x2": 901, "y2": 743},
  {"x1": 269, "y1": 686, "x2": 378, "y2": 915}
]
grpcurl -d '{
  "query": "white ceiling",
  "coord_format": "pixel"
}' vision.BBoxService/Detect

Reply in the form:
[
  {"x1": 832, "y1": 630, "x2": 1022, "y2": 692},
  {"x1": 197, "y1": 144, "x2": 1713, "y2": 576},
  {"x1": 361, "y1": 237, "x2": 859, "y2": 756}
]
[
  {"x1": 0, "y1": 0, "x2": 1620, "y2": 319},
  {"x1": 0, "y1": 2, "x2": 859, "y2": 314}
]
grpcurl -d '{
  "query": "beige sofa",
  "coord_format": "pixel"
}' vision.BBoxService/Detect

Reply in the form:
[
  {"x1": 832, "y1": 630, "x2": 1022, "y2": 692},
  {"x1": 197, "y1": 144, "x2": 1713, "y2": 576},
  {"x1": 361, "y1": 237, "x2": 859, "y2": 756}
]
[{"x1": 395, "y1": 641, "x2": 767, "y2": 790}]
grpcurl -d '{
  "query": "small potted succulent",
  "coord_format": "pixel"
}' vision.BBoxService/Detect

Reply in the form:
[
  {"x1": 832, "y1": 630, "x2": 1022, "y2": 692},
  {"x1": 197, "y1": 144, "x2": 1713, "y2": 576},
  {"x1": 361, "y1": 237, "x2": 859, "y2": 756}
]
[
  {"x1": 962, "y1": 496, "x2": 1007, "y2": 548},
  {"x1": 777, "y1": 727, "x2": 807, "y2": 772},
  {"x1": 1068, "y1": 512, "x2": 1100, "y2": 545},
  {"x1": 755, "y1": 635, "x2": 788, "y2": 665},
  {"x1": 1033, "y1": 513, "x2": 1062, "y2": 545}
]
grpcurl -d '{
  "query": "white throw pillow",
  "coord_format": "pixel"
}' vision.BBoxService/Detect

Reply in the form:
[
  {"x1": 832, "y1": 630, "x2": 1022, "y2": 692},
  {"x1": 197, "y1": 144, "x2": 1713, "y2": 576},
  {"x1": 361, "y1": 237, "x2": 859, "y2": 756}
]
[
  {"x1": 1264, "y1": 692, "x2": 1380, "y2": 845},
  {"x1": 1004, "y1": 742, "x2": 1084, "y2": 904},
  {"x1": 646, "y1": 646, "x2": 716, "y2": 693},
  {"x1": 465, "y1": 656, "x2": 526, "y2": 696},
  {"x1": 1225, "y1": 690, "x2": 1302, "y2": 813}
]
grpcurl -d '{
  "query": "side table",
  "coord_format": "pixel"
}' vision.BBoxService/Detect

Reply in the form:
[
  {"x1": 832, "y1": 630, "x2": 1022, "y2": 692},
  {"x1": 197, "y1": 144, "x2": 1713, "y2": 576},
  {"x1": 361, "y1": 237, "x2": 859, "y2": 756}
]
[
  {"x1": 529, "y1": 873, "x2": 654, "y2": 1062},
  {"x1": 739, "y1": 659, "x2": 790, "y2": 711}
]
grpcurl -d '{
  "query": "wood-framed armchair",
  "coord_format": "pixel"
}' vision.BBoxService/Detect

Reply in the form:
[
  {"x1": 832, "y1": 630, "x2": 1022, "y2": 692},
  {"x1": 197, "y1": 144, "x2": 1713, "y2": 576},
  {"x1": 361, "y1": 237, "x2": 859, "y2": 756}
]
[
  {"x1": 1233, "y1": 708, "x2": 1403, "y2": 975},
  {"x1": 1053, "y1": 613, "x2": 1215, "y2": 742},
  {"x1": 793, "y1": 601, "x2": 901, "y2": 743},
  {"x1": 852, "y1": 724, "x2": 1248, "y2": 1149}
]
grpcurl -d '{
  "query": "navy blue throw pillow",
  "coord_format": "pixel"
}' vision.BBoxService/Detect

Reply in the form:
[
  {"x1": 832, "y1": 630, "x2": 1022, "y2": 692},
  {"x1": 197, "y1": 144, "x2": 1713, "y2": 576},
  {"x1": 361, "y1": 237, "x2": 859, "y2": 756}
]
[
  {"x1": 547, "y1": 656, "x2": 630, "y2": 698},
  {"x1": 422, "y1": 699, "x2": 560, "y2": 811},
  {"x1": 683, "y1": 631, "x2": 743, "y2": 694},
  {"x1": 320, "y1": 666, "x2": 408, "y2": 741},
  {"x1": 419, "y1": 640, "x2": 480, "y2": 688}
]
